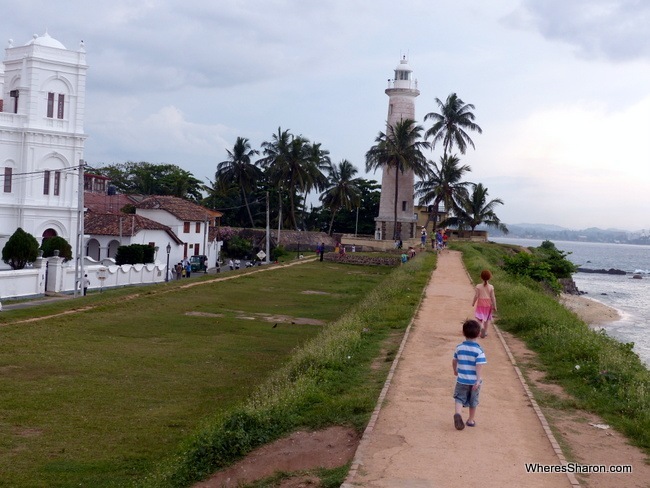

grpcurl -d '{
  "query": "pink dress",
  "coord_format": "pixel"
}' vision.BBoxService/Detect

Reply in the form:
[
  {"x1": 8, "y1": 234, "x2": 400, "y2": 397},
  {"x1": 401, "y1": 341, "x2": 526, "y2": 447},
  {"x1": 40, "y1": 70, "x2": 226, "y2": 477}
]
[{"x1": 474, "y1": 284, "x2": 494, "y2": 321}]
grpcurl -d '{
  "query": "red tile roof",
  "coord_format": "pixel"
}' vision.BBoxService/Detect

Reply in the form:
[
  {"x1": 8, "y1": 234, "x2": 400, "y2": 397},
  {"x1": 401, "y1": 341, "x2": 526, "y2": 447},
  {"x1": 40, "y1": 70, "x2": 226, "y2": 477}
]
[
  {"x1": 84, "y1": 213, "x2": 183, "y2": 243},
  {"x1": 136, "y1": 195, "x2": 222, "y2": 222}
]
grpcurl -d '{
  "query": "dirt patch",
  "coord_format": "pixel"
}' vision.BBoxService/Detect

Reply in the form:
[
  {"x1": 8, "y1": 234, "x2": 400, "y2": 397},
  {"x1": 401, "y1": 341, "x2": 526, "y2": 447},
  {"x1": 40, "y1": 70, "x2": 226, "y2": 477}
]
[
  {"x1": 184, "y1": 311, "x2": 326, "y2": 326},
  {"x1": 502, "y1": 331, "x2": 650, "y2": 488},
  {"x1": 193, "y1": 426, "x2": 359, "y2": 488},
  {"x1": 300, "y1": 290, "x2": 331, "y2": 295}
]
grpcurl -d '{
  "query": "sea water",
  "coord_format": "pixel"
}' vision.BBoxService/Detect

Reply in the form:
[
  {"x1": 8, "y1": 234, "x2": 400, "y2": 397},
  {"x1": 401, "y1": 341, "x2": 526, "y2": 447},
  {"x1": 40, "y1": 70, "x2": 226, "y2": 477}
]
[{"x1": 491, "y1": 237, "x2": 650, "y2": 367}]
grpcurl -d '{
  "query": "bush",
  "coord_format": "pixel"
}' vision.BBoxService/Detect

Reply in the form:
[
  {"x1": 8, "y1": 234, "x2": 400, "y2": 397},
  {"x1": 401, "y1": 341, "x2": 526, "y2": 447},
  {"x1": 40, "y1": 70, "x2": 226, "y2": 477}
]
[
  {"x1": 501, "y1": 240, "x2": 576, "y2": 294},
  {"x1": 40, "y1": 236, "x2": 73, "y2": 262},
  {"x1": 224, "y1": 235, "x2": 253, "y2": 259},
  {"x1": 271, "y1": 245, "x2": 288, "y2": 261},
  {"x1": 115, "y1": 244, "x2": 155, "y2": 265},
  {"x1": 2, "y1": 228, "x2": 39, "y2": 269}
]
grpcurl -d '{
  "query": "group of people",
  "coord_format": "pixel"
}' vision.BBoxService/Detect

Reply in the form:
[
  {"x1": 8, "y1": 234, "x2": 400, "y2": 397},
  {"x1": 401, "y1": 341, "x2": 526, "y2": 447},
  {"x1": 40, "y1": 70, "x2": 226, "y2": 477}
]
[
  {"x1": 452, "y1": 269, "x2": 497, "y2": 430},
  {"x1": 433, "y1": 229, "x2": 448, "y2": 252},
  {"x1": 174, "y1": 260, "x2": 193, "y2": 280}
]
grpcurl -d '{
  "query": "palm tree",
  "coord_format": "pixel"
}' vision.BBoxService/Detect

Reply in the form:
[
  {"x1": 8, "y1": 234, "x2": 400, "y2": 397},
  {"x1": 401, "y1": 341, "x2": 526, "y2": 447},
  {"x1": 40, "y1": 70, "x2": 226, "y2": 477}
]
[
  {"x1": 320, "y1": 160, "x2": 362, "y2": 235},
  {"x1": 424, "y1": 93, "x2": 482, "y2": 157},
  {"x1": 260, "y1": 128, "x2": 327, "y2": 230},
  {"x1": 366, "y1": 118, "x2": 431, "y2": 239},
  {"x1": 444, "y1": 183, "x2": 508, "y2": 234},
  {"x1": 216, "y1": 137, "x2": 261, "y2": 227},
  {"x1": 415, "y1": 154, "x2": 472, "y2": 231}
]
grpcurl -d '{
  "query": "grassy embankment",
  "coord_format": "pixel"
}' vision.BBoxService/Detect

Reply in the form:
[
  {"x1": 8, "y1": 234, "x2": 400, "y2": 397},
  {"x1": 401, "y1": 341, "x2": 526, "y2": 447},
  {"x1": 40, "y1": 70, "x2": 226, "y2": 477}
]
[
  {"x1": 455, "y1": 241, "x2": 650, "y2": 455},
  {"x1": 0, "y1": 254, "x2": 436, "y2": 487}
]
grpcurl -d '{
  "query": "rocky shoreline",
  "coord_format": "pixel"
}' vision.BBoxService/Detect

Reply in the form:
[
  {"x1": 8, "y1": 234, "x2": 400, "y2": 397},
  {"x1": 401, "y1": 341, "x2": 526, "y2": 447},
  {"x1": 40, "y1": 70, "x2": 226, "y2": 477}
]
[{"x1": 577, "y1": 267, "x2": 626, "y2": 275}]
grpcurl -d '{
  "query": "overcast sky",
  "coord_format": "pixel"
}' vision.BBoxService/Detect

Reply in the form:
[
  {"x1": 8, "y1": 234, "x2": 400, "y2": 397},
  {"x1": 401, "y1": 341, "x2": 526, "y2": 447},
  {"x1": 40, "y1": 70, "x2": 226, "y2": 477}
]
[{"x1": 5, "y1": 0, "x2": 650, "y2": 231}]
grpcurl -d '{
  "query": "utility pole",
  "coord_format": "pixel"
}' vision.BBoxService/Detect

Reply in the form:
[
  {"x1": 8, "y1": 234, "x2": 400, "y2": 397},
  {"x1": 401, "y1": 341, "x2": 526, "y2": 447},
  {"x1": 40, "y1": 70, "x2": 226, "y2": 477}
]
[
  {"x1": 74, "y1": 159, "x2": 86, "y2": 298},
  {"x1": 266, "y1": 191, "x2": 270, "y2": 264}
]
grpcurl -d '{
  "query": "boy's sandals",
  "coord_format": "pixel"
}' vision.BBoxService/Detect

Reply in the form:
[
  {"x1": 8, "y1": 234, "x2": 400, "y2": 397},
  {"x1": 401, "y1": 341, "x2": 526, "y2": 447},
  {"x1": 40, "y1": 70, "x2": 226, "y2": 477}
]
[
  {"x1": 454, "y1": 413, "x2": 465, "y2": 430},
  {"x1": 466, "y1": 420, "x2": 476, "y2": 427},
  {"x1": 480, "y1": 328, "x2": 487, "y2": 338}
]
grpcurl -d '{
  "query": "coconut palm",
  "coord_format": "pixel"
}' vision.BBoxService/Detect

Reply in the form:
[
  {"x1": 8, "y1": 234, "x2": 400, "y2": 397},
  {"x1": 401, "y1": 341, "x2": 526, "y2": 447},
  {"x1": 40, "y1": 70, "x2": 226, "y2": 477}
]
[
  {"x1": 444, "y1": 182, "x2": 508, "y2": 234},
  {"x1": 216, "y1": 137, "x2": 261, "y2": 227},
  {"x1": 415, "y1": 154, "x2": 472, "y2": 231},
  {"x1": 425, "y1": 93, "x2": 482, "y2": 157},
  {"x1": 366, "y1": 119, "x2": 431, "y2": 239},
  {"x1": 320, "y1": 160, "x2": 362, "y2": 235},
  {"x1": 260, "y1": 128, "x2": 327, "y2": 230}
]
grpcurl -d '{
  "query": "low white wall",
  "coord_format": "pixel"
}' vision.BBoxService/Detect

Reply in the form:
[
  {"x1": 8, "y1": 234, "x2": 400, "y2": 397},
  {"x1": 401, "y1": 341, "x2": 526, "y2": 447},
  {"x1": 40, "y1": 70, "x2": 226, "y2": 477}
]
[
  {"x1": 0, "y1": 257, "x2": 166, "y2": 299},
  {"x1": 0, "y1": 264, "x2": 46, "y2": 299}
]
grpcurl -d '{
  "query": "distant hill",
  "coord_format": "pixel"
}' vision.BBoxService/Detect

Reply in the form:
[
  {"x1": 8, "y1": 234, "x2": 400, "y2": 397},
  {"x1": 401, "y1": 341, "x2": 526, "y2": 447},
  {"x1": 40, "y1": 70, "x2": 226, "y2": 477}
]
[{"x1": 480, "y1": 223, "x2": 649, "y2": 245}]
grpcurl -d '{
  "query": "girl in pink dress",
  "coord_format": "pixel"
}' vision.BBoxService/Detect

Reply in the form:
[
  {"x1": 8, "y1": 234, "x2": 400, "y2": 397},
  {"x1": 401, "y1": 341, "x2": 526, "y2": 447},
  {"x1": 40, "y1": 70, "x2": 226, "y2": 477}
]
[{"x1": 472, "y1": 269, "x2": 497, "y2": 338}]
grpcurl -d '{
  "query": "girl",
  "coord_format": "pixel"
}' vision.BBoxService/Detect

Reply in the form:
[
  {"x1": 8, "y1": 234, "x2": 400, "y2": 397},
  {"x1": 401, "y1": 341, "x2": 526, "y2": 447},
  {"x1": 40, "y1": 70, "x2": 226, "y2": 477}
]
[{"x1": 472, "y1": 270, "x2": 497, "y2": 338}]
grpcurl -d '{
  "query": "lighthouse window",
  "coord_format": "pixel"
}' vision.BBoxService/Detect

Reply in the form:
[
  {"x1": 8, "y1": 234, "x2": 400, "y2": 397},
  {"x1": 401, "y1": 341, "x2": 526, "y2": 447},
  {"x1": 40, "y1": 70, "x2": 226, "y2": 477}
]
[
  {"x1": 47, "y1": 92, "x2": 54, "y2": 118},
  {"x1": 402, "y1": 201, "x2": 407, "y2": 211}
]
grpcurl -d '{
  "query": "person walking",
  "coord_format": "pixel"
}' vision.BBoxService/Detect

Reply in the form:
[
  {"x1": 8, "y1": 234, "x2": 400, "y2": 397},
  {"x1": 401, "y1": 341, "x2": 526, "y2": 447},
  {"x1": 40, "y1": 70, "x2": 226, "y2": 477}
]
[
  {"x1": 318, "y1": 242, "x2": 325, "y2": 262},
  {"x1": 83, "y1": 274, "x2": 91, "y2": 296},
  {"x1": 452, "y1": 319, "x2": 487, "y2": 429},
  {"x1": 472, "y1": 269, "x2": 497, "y2": 338}
]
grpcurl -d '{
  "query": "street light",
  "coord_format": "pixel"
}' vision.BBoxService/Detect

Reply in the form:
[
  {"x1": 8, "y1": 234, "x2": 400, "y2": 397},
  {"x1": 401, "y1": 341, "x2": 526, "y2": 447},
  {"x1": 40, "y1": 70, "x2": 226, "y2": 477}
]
[{"x1": 165, "y1": 242, "x2": 171, "y2": 282}]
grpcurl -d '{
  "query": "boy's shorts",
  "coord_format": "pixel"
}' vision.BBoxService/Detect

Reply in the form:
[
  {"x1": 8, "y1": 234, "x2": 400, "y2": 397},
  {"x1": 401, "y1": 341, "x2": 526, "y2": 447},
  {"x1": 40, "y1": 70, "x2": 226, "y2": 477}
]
[{"x1": 453, "y1": 382, "x2": 481, "y2": 408}]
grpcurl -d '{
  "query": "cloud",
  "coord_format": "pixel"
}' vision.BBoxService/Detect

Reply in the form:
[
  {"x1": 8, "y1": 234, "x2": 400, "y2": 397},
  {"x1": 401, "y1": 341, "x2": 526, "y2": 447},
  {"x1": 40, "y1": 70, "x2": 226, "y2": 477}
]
[{"x1": 506, "y1": 0, "x2": 650, "y2": 61}]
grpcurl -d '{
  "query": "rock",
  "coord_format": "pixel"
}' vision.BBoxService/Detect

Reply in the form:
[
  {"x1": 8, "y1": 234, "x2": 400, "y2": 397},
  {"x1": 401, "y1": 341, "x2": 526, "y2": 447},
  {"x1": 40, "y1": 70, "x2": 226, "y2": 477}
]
[
  {"x1": 633, "y1": 274, "x2": 643, "y2": 279},
  {"x1": 577, "y1": 267, "x2": 626, "y2": 275}
]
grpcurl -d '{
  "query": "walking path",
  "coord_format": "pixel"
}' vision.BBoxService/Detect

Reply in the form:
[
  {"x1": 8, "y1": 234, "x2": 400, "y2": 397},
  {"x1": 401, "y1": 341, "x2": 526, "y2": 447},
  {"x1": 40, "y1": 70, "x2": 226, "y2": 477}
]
[{"x1": 343, "y1": 250, "x2": 578, "y2": 487}]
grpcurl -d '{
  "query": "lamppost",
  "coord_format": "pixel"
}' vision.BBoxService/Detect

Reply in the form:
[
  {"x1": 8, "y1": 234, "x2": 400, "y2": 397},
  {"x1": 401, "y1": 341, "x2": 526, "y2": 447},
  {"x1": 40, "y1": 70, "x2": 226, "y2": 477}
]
[{"x1": 165, "y1": 243, "x2": 171, "y2": 282}]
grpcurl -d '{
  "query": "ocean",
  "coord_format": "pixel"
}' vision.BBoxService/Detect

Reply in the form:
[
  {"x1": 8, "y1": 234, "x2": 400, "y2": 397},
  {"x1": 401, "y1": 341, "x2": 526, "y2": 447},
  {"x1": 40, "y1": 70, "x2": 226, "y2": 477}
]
[{"x1": 491, "y1": 237, "x2": 650, "y2": 368}]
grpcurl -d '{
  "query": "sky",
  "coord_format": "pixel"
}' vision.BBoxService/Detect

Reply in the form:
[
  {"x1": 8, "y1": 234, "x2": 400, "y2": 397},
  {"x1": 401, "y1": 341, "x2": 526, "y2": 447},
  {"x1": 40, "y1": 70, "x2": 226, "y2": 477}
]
[{"x1": 4, "y1": 0, "x2": 650, "y2": 231}]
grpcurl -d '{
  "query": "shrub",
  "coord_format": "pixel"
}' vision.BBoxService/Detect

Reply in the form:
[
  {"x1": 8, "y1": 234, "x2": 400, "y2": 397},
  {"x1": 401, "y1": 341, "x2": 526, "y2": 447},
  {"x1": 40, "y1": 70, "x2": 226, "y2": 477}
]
[
  {"x1": 271, "y1": 245, "x2": 288, "y2": 261},
  {"x1": 40, "y1": 236, "x2": 73, "y2": 262},
  {"x1": 2, "y1": 228, "x2": 39, "y2": 269},
  {"x1": 115, "y1": 244, "x2": 155, "y2": 265},
  {"x1": 224, "y1": 235, "x2": 253, "y2": 259}
]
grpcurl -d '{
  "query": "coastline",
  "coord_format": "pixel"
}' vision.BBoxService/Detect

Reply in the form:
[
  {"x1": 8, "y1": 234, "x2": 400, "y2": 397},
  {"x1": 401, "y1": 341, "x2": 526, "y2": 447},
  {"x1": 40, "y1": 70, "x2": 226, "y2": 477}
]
[{"x1": 560, "y1": 293, "x2": 621, "y2": 326}]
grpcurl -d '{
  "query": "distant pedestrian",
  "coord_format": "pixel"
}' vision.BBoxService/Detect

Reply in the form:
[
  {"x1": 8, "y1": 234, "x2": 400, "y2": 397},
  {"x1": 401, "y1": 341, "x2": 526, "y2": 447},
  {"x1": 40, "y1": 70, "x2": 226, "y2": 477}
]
[
  {"x1": 234, "y1": 259, "x2": 240, "y2": 269},
  {"x1": 401, "y1": 252, "x2": 408, "y2": 264},
  {"x1": 175, "y1": 263, "x2": 182, "y2": 280},
  {"x1": 435, "y1": 229, "x2": 444, "y2": 253},
  {"x1": 185, "y1": 262, "x2": 191, "y2": 278},
  {"x1": 318, "y1": 242, "x2": 325, "y2": 262},
  {"x1": 420, "y1": 228, "x2": 427, "y2": 249},
  {"x1": 472, "y1": 269, "x2": 497, "y2": 338},
  {"x1": 453, "y1": 319, "x2": 486, "y2": 430},
  {"x1": 203, "y1": 256, "x2": 209, "y2": 273},
  {"x1": 83, "y1": 274, "x2": 90, "y2": 296},
  {"x1": 352, "y1": 244, "x2": 356, "y2": 252},
  {"x1": 216, "y1": 260, "x2": 221, "y2": 273},
  {"x1": 228, "y1": 259, "x2": 234, "y2": 270},
  {"x1": 442, "y1": 231, "x2": 449, "y2": 250}
]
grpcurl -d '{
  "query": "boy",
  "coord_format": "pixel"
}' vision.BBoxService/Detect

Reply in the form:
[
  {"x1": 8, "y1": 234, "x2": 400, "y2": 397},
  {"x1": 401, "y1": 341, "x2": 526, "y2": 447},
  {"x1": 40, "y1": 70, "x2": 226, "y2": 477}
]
[{"x1": 452, "y1": 319, "x2": 486, "y2": 430}]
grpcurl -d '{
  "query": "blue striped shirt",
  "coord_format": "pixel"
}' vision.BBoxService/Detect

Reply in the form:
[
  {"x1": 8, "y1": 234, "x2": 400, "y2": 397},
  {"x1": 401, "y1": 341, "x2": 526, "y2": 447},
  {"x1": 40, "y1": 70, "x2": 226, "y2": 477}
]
[{"x1": 454, "y1": 340, "x2": 487, "y2": 385}]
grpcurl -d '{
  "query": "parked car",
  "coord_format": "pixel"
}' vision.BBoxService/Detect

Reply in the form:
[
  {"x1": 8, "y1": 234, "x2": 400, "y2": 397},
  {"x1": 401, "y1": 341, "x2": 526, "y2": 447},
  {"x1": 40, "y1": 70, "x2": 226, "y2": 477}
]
[{"x1": 190, "y1": 255, "x2": 207, "y2": 272}]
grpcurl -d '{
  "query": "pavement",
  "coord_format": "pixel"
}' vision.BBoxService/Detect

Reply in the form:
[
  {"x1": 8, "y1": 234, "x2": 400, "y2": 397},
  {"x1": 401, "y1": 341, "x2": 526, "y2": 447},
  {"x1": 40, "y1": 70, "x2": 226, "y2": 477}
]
[{"x1": 343, "y1": 250, "x2": 579, "y2": 488}]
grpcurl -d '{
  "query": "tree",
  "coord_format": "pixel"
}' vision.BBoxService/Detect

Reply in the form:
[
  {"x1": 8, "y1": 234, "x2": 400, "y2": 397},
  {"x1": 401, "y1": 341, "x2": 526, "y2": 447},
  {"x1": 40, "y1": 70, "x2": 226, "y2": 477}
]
[
  {"x1": 424, "y1": 93, "x2": 482, "y2": 157},
  {"x1": 415, "y1": 154, "x2": 472, "y2": 231},
  {"x1": 260, "y1": 128, "x2": 327, "y2": 230},
  {"x1": 2, "y1": 228, "x2": 39, "y2": 270},
  {"x1": 365, "y1": 118, "x2": 431, "y2": 239},
  {"x1": 320, "y1": 160, "x2": 362, "y2": 235},
  {"x1": 40, "y1": 236, "x2": 73, "y2": 262},
  {"x1": 444, "y1": 183, "x2": 508, "y2": 234},
  {"x1": 216, "y1": 137, "x2": 262, "y2": 227},
  {"x1": 91, "y1": 162, "x2": 203, "y2": 201}
]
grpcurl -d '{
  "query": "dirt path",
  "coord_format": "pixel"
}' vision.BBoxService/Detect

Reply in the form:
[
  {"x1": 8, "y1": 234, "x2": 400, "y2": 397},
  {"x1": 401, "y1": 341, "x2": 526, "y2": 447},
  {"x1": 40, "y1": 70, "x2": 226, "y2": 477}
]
[{"x1": 343, "y1": 250, "x2": 575, "y2": 487}]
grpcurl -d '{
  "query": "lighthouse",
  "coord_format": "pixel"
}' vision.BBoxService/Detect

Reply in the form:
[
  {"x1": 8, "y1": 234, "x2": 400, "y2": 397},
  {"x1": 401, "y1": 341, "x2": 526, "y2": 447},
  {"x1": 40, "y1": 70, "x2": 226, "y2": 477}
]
[{"x1": 375, "y1": 56, "x2": 420, "y2": 241}]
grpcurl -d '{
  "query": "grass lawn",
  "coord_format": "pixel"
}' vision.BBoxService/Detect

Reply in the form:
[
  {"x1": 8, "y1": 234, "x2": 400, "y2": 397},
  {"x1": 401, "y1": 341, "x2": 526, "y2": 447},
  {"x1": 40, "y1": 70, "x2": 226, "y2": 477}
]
[{"x1": 0, "y1": 261, "x2": 393, "y2": 487}]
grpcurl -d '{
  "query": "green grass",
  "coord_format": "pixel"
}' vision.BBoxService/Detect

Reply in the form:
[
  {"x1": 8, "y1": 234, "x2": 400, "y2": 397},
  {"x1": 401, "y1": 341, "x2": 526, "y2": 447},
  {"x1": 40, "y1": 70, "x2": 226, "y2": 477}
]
[
  {"x1": 0, "y1": 255, "x2": 437, "y2": 487},
  {"x1": 453, "y1": 241, "x2": 650, "y2": 454}
]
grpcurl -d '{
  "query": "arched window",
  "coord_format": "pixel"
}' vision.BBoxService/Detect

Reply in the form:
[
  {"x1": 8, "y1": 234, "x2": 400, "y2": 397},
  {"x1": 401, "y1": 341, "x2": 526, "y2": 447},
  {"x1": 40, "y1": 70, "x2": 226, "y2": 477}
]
[{"x1": 42, "y1": 228, "x2": 58, "y2": 240}]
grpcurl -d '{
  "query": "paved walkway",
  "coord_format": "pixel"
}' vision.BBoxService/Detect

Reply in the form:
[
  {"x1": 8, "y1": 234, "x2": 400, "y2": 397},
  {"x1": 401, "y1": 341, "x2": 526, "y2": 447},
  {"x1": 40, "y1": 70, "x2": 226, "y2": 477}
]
[{"x1": 343, "y1": 250, "x2": 577, "y2": 487}]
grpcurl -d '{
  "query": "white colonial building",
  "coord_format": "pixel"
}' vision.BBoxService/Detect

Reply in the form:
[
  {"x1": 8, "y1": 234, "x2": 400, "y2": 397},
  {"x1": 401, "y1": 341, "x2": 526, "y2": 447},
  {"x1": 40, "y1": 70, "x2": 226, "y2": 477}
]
[{"x1": 0, "y1": 31, "x2": 87, "y2": 263}]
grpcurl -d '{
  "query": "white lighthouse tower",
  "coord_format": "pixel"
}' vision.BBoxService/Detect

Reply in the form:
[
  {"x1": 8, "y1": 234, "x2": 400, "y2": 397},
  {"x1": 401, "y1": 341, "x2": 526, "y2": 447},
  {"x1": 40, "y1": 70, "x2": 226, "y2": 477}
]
[{"x1": 375, "y1": 56, "x2": 420, "y2": 241}]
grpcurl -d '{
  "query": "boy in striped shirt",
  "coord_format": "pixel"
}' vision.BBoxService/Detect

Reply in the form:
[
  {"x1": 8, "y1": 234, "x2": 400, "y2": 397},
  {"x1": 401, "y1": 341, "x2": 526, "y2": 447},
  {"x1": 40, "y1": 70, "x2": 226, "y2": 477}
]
[{"x1": 452, "y1": 319, "x2": 487, "y2": 430}]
